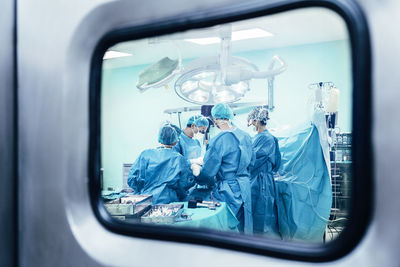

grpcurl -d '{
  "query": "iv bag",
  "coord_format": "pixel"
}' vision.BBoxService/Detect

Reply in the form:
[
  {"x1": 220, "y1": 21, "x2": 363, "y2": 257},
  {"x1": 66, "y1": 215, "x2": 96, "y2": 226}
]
[{"x1": 326, "y1": 87, "x2": 340, "y2": 112}]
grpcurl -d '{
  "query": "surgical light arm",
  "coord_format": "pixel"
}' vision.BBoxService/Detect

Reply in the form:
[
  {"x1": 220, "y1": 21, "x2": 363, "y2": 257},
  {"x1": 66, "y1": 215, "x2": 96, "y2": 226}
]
[
  {"x1": 224, "y1": 55, "x2": 287, "y2": 111},
  {"x1": 224, "y1": 55, "x2": 287, "y2": 84}
]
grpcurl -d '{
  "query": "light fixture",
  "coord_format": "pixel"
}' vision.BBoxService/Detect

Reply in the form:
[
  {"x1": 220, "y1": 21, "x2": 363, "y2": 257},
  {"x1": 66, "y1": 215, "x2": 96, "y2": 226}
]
[
  {"x1": 184, "y1": 28, "x2": 273, "y2": 45},
  {"x1": 174, "y1": 53, "x2": 287, "y2": 106},
  {"x1": 136, "y1": 57, "x2": 182, "y2": 92},
  {"x1": 184, "y1": 37, "x2": 220, "y2": 45},
  {"x1": 103, "y1": 50, "x2": 132, "y2": 60},
  {"x1": 174, "y1": 57, "x2": 256, "y2": 105},
  {"x1": 133, "y1": 24, "x2": 287, "y2": 108},
  {"x1": 192, "y1": 72, "x2": 214, "y2": 79},
  {"x1": 188, "y1": 90, "x2": 210, "y2": 103},
  {"x1": 181, "y1": 80, "x2": 199, "y2": 93},
  {"x1": 213, "y1": 89, "x2": 236, "y2": 103},
  {"x1": 230, "y1": 81, "x2": 249, "y2": 95},
  {"x1": 231, "y1": 28, "x2": 273, "y2": 41}
]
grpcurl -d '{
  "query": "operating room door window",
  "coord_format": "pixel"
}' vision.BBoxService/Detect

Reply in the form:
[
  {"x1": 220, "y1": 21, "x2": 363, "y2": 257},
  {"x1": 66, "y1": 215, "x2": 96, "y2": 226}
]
[{"x1": 99, "y1": 7, "x2": 352, "y2": 242}]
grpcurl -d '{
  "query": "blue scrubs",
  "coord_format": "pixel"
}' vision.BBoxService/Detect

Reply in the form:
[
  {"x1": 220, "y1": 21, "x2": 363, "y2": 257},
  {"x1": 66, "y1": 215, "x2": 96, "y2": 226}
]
[
  {"x1": 250, "y1": 129, "x2": 281, "y2": 237},
  {"x1": 127, "y1": 148, "x2": 194, "y2": 204},
  {"x1": 196, "y1": 128, "x2": 254, "y2": 234},
  {"x1": 174, "y1": 133, "x2": 202, "y2": 163}
]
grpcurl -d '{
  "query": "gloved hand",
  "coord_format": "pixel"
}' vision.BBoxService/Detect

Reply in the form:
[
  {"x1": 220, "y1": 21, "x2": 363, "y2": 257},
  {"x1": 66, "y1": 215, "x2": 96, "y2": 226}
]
[
  {"x1": 191, "y1": 163, "x2": 201, "y2": 176},
  {"x1": 190, "y1": 157, "x2": 204, "y2": 166}
]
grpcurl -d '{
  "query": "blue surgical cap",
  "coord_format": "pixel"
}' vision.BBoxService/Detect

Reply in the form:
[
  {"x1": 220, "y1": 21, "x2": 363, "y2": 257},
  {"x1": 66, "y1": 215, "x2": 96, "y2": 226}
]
[
  {"x1": 194, "y1": 116, "x2": 209, "y2": 127},
  {"x1": 211, "y1": 103, "x2": 234, "y2": 120},
  {"x1": 170, "y1": 123, "x2": 182, "y2": 136},
  {"x1": 158, "y1": 124, "x2": 178, "y2": 145},
  {"x1": 186, "y1": 115, "x2": 200, "y2": 126}
]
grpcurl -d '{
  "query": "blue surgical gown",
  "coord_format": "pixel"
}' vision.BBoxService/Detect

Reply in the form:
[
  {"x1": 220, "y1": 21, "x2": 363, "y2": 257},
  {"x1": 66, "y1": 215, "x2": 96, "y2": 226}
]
[
  {"x1": 127, "y1": 148, "x2": 194, "y2": 204},
  {"x1": 174, "y1": 133, "x2": 202, "y2": 163},
  {"x1": 250, "y1": 129, "x2": 281, "y2": 237},
  {"x1": 196, "y1": 128, "x2": 254, "y2": 234},
  {"x1": 174, "y1": 133, "x2": 203, "y2": 198}
]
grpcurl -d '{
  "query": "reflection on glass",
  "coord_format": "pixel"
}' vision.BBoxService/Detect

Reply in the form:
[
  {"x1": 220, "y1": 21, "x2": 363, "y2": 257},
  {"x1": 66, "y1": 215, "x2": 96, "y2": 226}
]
[{"x1": 100, "y1": 7, "x2": 352, "y2": 243}]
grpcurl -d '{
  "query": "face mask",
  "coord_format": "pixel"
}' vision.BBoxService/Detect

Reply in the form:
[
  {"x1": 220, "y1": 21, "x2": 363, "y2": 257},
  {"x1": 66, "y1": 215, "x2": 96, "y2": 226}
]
[{"x1": 252, "y1": 125, "x2": 257, "y2": 132}]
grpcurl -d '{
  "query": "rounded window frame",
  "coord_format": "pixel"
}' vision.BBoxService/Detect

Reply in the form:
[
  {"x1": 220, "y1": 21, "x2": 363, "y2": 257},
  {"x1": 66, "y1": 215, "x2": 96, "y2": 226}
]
[{"x1": 89, "y1": 0, "x2": 372, "y2": 262}]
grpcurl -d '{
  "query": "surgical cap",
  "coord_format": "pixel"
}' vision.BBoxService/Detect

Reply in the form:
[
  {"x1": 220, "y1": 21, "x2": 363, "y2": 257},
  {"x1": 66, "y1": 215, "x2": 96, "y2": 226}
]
[
  {"x1": 194, "y1": 116, "x2": 209, "y2": 127},
  {"x1": 158, "y1": 124, "x2": 178, "y2": 145},
  {"x1": 186, "y1": 115, "x2": 201, "y2": 126},
  {"x1": 169, "y1": 123, "x2": 182, "y2": 136},
  {"x1": 211, "y1": 103, "x2": 234, "y2": 120},
  {"x1": 248, "y1": 106, "x2": 269, "y2": 124}
]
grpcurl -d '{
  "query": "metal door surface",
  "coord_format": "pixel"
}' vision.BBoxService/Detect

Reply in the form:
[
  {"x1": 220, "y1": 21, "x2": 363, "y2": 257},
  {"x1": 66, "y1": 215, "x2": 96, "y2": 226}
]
[
  {"x1": 0, "y1": 0, "x2": 16, "y2": 266},
  {"x1": 16, "y1": 0, "x2": 400, "y2": 266}
]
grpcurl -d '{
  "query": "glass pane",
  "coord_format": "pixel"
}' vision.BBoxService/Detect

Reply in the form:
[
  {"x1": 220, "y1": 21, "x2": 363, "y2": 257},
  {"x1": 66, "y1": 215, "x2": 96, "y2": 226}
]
[{"x1": 100, "y1": 7, "x2": 352, "y2": 243}]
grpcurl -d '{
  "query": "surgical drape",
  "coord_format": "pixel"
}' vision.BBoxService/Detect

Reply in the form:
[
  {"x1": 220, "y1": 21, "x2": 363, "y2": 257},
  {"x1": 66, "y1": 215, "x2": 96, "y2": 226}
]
[{"x1": 275, "y1": 124, "x2": 332, "y2": 241}]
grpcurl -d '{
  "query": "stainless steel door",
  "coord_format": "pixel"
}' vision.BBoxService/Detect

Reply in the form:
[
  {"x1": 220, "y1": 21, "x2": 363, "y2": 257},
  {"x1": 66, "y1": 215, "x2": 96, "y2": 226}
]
[
  {"x1": 17, "y1": 0, "x2": 400, "y2": 266},
  {"x1": 0, "y1": 0, "x2": 16, "y2": 266}
]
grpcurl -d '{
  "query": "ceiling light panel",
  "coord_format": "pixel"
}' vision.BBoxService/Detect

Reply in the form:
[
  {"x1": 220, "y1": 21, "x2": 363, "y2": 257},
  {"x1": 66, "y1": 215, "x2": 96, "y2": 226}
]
[
  {"x1": 232, "y1": 28, "x2": 273, "y2": 41},
  {"x1": 184, "y1": 37, "x2": 221, "y2": 45},
  {"x1": 103, "y1": 51, "x2": 132, "y2": 60},
  {"x1": 184, "y1": 28, "x2": 273, "y2": 45}
]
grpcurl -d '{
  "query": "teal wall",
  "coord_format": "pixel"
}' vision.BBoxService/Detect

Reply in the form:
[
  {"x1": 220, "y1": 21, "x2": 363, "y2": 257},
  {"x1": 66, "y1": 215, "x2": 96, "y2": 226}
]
[{"x1": 101, "y1": 40, "x2": 352, "y2": 190}]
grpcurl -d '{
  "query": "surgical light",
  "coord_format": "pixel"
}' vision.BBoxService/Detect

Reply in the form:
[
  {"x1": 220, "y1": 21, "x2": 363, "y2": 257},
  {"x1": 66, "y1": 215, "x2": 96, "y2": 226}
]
[
  {"x1": 133, "y1": 24, "x2": 287, "y2": 108},
  {"x1": 136, "y1": 56, "x2": 182, "y2": 92},
  {"x1": 230, "y1": 81, "x2": 249, "y2": 95},
  {"x1": 193, "y1": 72, "x2": 214, "y2": 79},
  {"x1": 188, "y1": 90, "x2": 209, "y2": 103},
  {"x1": 181, "y1": 80, "x2": 198, "y2": 93},
  {"x1": 174, "y1": 56, "x2": 256, "y2": 105},
  {"x1": 213, "y1": 90, "x2": 236, "y2": 103}
]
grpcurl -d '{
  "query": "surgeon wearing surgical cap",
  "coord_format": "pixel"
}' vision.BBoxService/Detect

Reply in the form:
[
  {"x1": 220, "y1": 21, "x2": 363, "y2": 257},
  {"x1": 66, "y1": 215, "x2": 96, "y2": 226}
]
[
  {"x1": 195, "y1": 103, "x2": 254, "y2": 233},
  {"x1": 174, "y1": 115, "x2": 209, "y2": 166},
  {"x1": 127, "y1": 123, "x2": 194, "y2": 204},
  {"x1": 248, "y1": 107, "x2": 281, "y2": 237}
]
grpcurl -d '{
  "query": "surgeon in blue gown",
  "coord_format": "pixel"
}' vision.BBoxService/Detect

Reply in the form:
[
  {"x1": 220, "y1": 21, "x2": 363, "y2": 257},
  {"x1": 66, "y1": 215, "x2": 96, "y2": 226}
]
[
  {"x1": 195, "y1": 103, "x2": 254, "y2": 233},
  {"x1": 174, "y1": 115, "x2": 209, "y2": 164},
  {"x1": 247, "y1": 107, "x2": 281, "y2": 237},
  {"x1": 127, "y1": 123, "x2": 194, "y2": 204}
]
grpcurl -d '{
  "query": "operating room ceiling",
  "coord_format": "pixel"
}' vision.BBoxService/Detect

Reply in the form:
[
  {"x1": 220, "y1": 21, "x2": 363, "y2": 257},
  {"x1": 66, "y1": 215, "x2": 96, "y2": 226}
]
[{"x1": 103, "y1": 7, "x2": 349, "y2": 70}]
